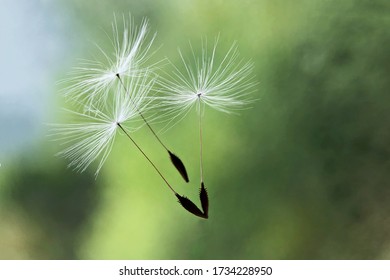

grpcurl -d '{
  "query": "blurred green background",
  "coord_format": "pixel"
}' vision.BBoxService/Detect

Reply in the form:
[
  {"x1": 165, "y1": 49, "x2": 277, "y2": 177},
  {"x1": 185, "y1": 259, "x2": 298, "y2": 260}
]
[{"x1": 1, "y1": 0, "x2": 389, "y2": 259}]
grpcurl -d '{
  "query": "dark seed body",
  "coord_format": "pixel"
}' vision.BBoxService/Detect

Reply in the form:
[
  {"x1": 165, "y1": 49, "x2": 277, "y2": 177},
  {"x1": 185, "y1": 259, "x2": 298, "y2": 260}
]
[
  {"x1": 176, "y1": 194, "x2": 207, "y2": 219},
  {"x1": 200, "y1": 182, "x2": 209, "y2": 218},
  {"x1": 168, "y1": 151, "x2": 189, "y2": 183}
]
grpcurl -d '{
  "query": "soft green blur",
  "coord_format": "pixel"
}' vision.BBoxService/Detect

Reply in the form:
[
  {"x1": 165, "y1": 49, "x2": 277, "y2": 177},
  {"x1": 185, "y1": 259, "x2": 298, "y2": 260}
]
[{"x1": 1, "y1": 0, "x2": 389, "y2": 259}]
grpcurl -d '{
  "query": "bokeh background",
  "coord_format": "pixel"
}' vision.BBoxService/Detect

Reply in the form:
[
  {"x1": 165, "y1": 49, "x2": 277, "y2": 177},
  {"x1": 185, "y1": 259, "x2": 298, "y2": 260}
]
[{"x1": 1, "y1": 0, "x2": 389, "y2": 259}]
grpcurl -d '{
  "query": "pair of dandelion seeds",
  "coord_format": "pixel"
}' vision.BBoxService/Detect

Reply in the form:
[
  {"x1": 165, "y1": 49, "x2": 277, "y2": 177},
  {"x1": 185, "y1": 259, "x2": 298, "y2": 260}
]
[{"x1": 54, "y1": 16, "x2": 254, "y2": 219}]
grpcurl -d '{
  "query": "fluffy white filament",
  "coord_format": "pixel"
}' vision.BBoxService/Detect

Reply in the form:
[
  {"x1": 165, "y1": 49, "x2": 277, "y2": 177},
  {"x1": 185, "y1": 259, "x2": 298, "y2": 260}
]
[
  {"x1": 157, "y1": 38, "x2": 255, "y2": 123},
  {"x1": 53, "y1": 75, "x2": 155, "y2": 177},
  {"x1": 59, "y1": 15, "x2": 156, "y2": 105}
]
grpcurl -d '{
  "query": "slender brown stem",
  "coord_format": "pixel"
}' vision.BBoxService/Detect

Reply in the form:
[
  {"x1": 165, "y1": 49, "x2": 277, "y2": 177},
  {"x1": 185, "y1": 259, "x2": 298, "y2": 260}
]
[
  {"x1": 116, "y1": 74, "x2": 190, "y2": 183},
  {"x1": 117, "y1": 122, "x2": 176, "y2": 194},
  {"x1": 198, "y1": 98, "x2": 204, "y2": 184},
  {"x1": 116, "y1": 74, "x2": 168, "y2": 151}
]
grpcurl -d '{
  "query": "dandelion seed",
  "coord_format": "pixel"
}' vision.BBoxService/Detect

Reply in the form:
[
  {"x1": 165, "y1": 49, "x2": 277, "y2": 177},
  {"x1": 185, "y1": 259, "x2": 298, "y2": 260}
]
[
  {"x1": 54, "y1": 74, "x2": 197, "y2": 215},
  {"x1": 52, "y1": 75, "x2": 155, "y2": 177},
  {"x1": 158, "y1": 38, "x2": 256, "y2": 182},
  {"x1": 60, "y1": 14, "x2": 157, "y2": 105},
  {"x1": 59, "y1": 14, "x2": 189, "y2": 183}
]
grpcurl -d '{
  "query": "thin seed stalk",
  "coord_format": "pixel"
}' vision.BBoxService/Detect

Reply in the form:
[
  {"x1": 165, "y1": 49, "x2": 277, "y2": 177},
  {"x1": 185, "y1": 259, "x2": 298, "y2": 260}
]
[
  {"x1": 198, "y1": 97, "x2": 204, "y2": 184},
  {"x1": 116, "y1": 74, "x2": 168, "y2": 150},
  {"x1": 116, "y1": 122, "x2": 176, "y2": 194},
  {"x1": 116, "y1": 74, "x2": 189, "y2": 182}
]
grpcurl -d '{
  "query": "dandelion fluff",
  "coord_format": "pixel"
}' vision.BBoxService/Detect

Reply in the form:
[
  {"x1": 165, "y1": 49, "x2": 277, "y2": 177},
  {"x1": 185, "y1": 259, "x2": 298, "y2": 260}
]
[
  {"x1": 52, "y1": 75, "x2": 156, "y2": 177},
  {"x1": 59, "y1": 14, "x2": 157, "y2": 105},
  {"x1": 157, "y1": 37, "x2": 256, "y2": 124}
]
